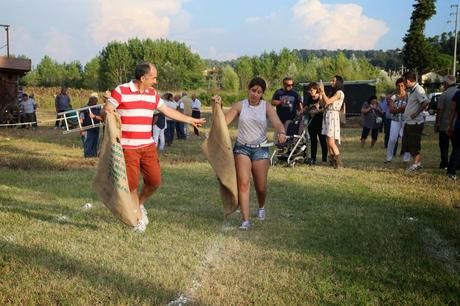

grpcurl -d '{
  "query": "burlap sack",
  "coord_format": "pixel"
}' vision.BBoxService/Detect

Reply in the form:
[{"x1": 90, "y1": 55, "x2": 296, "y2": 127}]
[
  {"x1": 202, "y1": 102, "x2": 238, "y2": 217},
  {"x1": 94, "y1": 112, "x2": 138, "y2": 226}
]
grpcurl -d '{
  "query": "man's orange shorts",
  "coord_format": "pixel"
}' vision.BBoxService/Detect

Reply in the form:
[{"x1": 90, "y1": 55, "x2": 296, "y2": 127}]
[{"x1": 123, "y1": 144, "x2": 161, "y2": 191}]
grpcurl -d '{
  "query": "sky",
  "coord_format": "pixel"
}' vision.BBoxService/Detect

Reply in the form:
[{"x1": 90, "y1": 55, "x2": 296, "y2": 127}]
[{"x1": 0, "y1": 0, "x2": 456, "y2": 66}]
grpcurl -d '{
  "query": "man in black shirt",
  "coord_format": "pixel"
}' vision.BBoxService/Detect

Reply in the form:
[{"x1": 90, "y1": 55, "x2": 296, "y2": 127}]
[{"x1": 271, "y1": 77, "x2": 303, "y2": 124}]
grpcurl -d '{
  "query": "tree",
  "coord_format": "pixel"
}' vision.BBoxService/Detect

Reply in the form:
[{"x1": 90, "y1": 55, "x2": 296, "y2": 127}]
[
  {"x1": 235, "y1": 56, "x2": 253, "y2": 89},
  {"x1": 99, "y1": 41, "x2": 134, "y2": 89},
  {"x1": 402, "y1": 0, "x2": 437, "y2": 74},
  {"x1": 221, "y1": 65, "x2": 239, "y2": 91},
  {"x1": 82, "y1": 57, "x2": 101, "y2": 90}
]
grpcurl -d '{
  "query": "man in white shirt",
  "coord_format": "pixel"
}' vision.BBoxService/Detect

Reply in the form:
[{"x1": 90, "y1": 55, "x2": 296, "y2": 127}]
[
  {"x1": 19, "y1": 93, "x2": 36, "y2": 129},
  {"x1": 191, "y1": 94, "x2": 201, "y2": 136},
  {"x1": 175, "y1": 94, "x2": 186, "y2": 139},
  {"x1": 402, "y1": 71, "x2": 430, "y2": 172}
]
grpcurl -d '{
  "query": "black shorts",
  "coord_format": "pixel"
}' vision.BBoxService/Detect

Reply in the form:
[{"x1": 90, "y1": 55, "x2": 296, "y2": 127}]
[
  {"x1": 361, "y1": 127, "x2": 379, "y2": 140},
  {"x1": 402, "y1": 124, "x2": 424, "y2": 156}
]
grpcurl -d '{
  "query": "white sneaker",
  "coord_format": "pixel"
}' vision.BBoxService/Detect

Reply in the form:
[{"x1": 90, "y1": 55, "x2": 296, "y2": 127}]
[
  {"x1": 256, "y1": 208, "x2": 266, "y2": 221},
  {"x1": 140, "y1": 205, "x2": 149, "y2": 225},
  {"x1": 133, "y1": 220, "x2": 146, "y2": 233},
  {"x1": 239, "y1": 221, "x2": 251, "y2": 230},
  {"x1": 406, "y1": 164, "x2": 422, "y2": 172}
]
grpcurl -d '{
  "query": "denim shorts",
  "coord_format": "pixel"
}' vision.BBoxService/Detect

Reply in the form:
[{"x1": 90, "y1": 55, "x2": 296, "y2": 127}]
[{"x1": 233, "y1": 142, "x2": 270, "y2": 161}]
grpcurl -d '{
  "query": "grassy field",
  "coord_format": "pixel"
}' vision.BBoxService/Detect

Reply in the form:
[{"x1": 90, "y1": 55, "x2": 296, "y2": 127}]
[{"x1": 0, "y1": 110, "x2": 459, "y2": 305}]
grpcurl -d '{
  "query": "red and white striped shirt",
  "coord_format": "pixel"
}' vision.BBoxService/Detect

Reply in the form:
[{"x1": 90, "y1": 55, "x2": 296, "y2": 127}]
[{"x1": 109, "y1": 81, "x2": 164, "y2": 149}]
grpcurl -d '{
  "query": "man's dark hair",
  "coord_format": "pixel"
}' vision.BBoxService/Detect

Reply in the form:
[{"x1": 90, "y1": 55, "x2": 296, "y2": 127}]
[
  {"x1": 395, "y1": 77, "x2": 404, "y2": 87},
  {"x1": 135, "y1": 62, "x2": 155, "y2": 80},
  {"x1": 282, "y1": 77, "x2": 293, "y2": 84},
  {"x1": 403, "y1": 71, "x2": 417, "y2": 82},
  {"x1": 22, "y1": 93, "x2": 28, "y2": 98},
  {"x1": 248, "y1": 77, "x2": 267, "y2": 92}
]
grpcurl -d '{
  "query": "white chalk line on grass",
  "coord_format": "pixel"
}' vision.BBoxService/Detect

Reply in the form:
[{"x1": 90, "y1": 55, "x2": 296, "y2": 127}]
[{"x1": 167, "y1": 219, "x2": 235, "y2": 306}]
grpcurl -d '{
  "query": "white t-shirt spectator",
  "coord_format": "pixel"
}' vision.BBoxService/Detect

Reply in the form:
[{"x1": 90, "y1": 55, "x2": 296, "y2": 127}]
[
  {"x1": 20, "y1": 99, "x2": 36, "y2": 114},
  {"x1": 191, "y1": 99, "x2": 201, "y2": 111},
  {"x1": 165, "y1": 100, "x2": 178, "y2": 121}
]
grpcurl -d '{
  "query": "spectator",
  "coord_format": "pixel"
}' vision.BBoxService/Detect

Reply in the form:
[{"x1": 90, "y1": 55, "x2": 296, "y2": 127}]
[
  {"x1": 447, "y1": 89, "x2": 460, "y2": 180},
  {"x1": 211, "y1": 77, "x2": 286, "y2": 230},
  {"x1": 103, "y1": 61, "x2": 205, "y2": 232},
  {"x1": 54, "y1": 86, "x2": 71, "y2": 129},
  {"x1": 379, "y1": 93, "x2": 391, "y2": 147},
  {"x1": 164, "y1": 93, "x2": 178, "y2": 146},
  {"x1": 360, "y1": 95, "x2": 383, "y2": 148},
  {"x1": 435, "y1": 75, "x2": 457, "y2": 169},
  {"x1": 402, "y1": 71, "x2": 430, "y2": 172},
  {"x1": 153, "y1": 110, "x2": 166, "y2": 151},
  {"x1": 385, "y1": 78, "x2": 411, "y2": 163},
  {"x1": 319, "y1": 75, "x2": 345, "y2": 168},
  {"x1": 29, "y1": 93, "x2": 38, "y2": 128},
  {"x1": 191, "y1": 94, "x2": 202, "y2": 136},
  {"x1": 175, "y1": 94, "x2": 186, "y2": 139},
  {"x1": 271, "y1": 77, "x2": 303, "y2": 129},
  {"x1": 180, "y1": 92, "x2": 192, "y2": 137},
  {"x1": 19, "y1": 93, "x2": 36, "y2": 129},
  {"x1": 306, "y1": 82, "x2": 327, "y2": 164},
  {"x1": 80, "y1": 93, "x2": 102, "y2": 158}
]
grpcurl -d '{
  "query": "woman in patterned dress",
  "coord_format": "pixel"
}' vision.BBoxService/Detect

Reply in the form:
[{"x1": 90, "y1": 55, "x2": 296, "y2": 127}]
[{"x1": 319, "y1": 75, "x2": 345, "y2": 168}]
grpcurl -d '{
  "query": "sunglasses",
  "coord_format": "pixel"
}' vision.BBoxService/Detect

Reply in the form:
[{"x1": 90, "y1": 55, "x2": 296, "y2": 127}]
[{"x1": 284, "y1": 83, "x2": 294, "y2": 87}]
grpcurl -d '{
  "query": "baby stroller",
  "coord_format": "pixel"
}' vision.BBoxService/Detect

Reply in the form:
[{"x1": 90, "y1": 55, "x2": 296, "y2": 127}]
[{"x1": 270, "y1": 115, "x2": 311, "y2": 167}]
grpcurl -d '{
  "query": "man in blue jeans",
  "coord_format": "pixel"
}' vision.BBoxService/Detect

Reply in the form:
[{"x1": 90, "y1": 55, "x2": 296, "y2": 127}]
[{"x1": 80, "y1": 94, "x2": 102, "y2": 158}]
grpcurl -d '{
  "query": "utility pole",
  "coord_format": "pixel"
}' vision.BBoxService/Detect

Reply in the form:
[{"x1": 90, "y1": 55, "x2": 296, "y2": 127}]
[
  {"x1": 0, "y1": 24, "x2": 10, "y2": 57},
  {"x1": 449, "y1": 5, "x2": 458, "y2": 78}
]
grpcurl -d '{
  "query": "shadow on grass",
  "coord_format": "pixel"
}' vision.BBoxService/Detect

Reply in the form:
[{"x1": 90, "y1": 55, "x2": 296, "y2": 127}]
[
  {"x1": 0, "y1": 240, "x2": 205, "y2": 305},
  {"x1": 0, "y1": 195, "x2": 98, "y2": 230}
]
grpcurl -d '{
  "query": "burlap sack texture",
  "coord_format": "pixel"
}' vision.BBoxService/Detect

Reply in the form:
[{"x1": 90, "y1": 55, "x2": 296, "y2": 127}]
[
  {"x1": 202, "y1": 101, "x2": 239, "y2": 217},
  {"x1": 94, "y1": 112, "x2": 138, "y2": 226}
]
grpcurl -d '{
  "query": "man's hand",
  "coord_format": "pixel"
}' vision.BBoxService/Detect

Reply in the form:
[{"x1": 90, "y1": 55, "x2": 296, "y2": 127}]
[{"x1": 191, "y1": 118, "x2": 206, "y2": 128}]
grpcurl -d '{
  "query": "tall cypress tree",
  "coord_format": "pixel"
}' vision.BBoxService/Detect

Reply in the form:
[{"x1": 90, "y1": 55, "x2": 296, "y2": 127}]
[{"x1": 402, "y1": 0, "x2": 437, "y2": 75}]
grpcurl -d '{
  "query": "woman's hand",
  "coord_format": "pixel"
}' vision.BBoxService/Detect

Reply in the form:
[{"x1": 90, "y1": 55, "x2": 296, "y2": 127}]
[
  {"x1": 212, "y1": 95, "x2": 222, "y2": 106},
  {"x1": 278, "y1": 132, "x2": 286, "y2": 144}
]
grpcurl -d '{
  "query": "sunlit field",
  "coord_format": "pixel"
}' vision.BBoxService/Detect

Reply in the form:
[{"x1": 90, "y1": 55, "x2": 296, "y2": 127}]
[{"x1": 0, "y1": 109, "x2": 459, "y2": 305}]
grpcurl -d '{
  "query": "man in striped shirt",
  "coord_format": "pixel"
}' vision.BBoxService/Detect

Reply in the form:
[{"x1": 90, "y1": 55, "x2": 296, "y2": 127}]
[{"x1": 103, "y1": 62, "x2": 206, "y2": 232}]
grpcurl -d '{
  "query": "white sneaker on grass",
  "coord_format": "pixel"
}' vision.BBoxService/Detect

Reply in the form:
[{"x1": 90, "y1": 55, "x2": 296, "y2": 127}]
[
  {"x1": 140, "y1": 205, "x2": 149, "y2": 225},
  {"x1": 133, "y1": 220, "x2": 146, "y2": 233},
  {"x1": 406, "y1": 164, "x2": 422, "y2": 172},
  {"x1": 239, "y1": 221, "x2": 251, "y2": 230},
  {"x1": 256, "y1": 208, "x2": 266, "y2": 221}
]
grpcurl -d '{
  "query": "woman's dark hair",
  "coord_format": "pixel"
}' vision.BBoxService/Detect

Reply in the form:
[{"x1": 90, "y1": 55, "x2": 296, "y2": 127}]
[
  {"x1": 135, "y1": 61, "x2": 156, "y2": 80},
  {"x1": 330, "y1": 75, "x2": 344, "y2": 97},
  {"x1": 368, "y1": 95, "x2": 378, "y2": 103},
  {"x1": 162, "y1": 92, "x2": 173, "y2": 101},
  {"x1": 395, "y1": 77, "x2": 404, "y2": 87},
  {"x1": 308, "y1": 82, "x2": 319, "y2": 91},
  {"x1": 248, "y1": 77, "x2": 267, "y2": 93}
]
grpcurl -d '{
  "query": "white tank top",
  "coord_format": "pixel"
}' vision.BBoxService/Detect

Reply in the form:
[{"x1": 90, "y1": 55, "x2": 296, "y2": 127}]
[{"x1": 237, "y1": 99, "x2": 267, "y2": 145}]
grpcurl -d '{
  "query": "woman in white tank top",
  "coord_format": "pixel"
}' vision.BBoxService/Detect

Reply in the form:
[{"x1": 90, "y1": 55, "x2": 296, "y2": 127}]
[{"x1": 213, "y1": 77, "x2": 286, "y2": 230}]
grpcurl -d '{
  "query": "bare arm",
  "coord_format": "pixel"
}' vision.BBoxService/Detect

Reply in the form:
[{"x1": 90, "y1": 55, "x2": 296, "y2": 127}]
[
  {"x1": 320, "y1": 90, "x2": 342, "y2": 107},
  {"x1": 410, "y1": 99, "x2": 430, "y2": 119},
  {"x1": 158, "y1": 104, "x2": 206, "y2": 127}
]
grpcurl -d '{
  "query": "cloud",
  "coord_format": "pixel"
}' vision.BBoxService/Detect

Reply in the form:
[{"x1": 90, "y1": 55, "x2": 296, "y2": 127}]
[
  {"x1": 43, "y1": 27, "x2": 74, "y2": 62},
  {"x1": 207, "y1": 47, "x2": 238, "y2": 61},
  {"x1": 292, "y1": 0, "x2": 389, "y2": 49},
  {"x1": 88, "y1": 0, "x2": 186, "y2": 45}
]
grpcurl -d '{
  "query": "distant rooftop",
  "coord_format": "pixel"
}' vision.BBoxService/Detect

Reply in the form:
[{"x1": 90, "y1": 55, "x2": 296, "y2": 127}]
[{"x1": 0, "y1": 56, "x2": 31, "y2": 74}]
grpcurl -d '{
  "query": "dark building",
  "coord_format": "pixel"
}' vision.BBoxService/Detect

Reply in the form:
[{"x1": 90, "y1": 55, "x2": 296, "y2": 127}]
[
  {"x1": 301, "y1": 80, "x2": 377, "y2": 116},
  {"x1": 0, "y1": 56, "x2": 31, "y2": 123}
]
